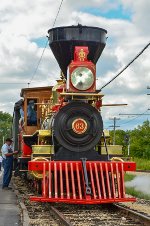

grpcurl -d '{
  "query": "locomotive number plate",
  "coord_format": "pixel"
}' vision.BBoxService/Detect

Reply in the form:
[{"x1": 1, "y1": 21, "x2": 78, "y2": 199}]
[{"x1": 72, "y1": 118, "x2": 87, "y2": 134}]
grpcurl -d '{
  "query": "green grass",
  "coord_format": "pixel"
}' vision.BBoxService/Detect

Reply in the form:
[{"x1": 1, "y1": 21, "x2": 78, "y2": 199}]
[
  {"x1": 125, "y1": 187, "x2": 150, "y2": 200},
  {"x1": 125, "y1": 173, "x2": 150, "y2": 200},
  {"x1": 124, "y1": 173, "x2": 136, "y2": 182},
  {"x1": 133, "y1": 157, "x2": 150, "y2": 170}
]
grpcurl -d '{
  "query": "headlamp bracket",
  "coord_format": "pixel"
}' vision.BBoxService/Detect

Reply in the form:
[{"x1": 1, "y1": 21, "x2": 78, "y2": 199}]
[{"x1": 69, "y1": 46, "x2": 96, "y2": 93}]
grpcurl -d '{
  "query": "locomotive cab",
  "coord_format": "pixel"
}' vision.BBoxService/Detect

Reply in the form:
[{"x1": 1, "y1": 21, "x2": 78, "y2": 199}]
[{"x1": 13, "y1": 86, "x2": 53, "y2": 171}]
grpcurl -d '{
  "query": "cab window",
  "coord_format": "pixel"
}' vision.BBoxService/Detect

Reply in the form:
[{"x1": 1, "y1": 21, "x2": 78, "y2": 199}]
[{"x1": 27, "y1": 99, "x2": 37, "y2": 126}]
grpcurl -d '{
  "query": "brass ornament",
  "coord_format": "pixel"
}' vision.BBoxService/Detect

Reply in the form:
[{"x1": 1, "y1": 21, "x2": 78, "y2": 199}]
[
  {"x1": 31, "y1": 157, "x2": 49, "y2": 179},
  {"x1": 72, "y1": 118, "x2": 88, "y2": 134},
  {"x1": 78, "y1": 49, "x2": 86, "y2": 61}
]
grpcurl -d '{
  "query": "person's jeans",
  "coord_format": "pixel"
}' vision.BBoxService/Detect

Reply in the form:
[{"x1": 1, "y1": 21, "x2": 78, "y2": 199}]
[{"x1": 2, "y1": 156, "x2": 13, "y2": 187}]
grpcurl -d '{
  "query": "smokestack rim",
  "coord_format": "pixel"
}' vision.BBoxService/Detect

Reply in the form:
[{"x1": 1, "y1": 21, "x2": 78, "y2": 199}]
[{"x1": 48, "y1": 25, "x2": 107, "y2": 35}]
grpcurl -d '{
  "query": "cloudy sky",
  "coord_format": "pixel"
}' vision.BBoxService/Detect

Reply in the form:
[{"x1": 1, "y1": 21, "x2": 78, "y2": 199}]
[{"x1": 0, "y1": 0, "x2": 149, "y2": 130}]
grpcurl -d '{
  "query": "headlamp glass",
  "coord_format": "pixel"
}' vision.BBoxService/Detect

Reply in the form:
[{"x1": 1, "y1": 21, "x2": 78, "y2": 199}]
[{"x1": 71, "y1": 67, "x2": 94, "y2": 90}]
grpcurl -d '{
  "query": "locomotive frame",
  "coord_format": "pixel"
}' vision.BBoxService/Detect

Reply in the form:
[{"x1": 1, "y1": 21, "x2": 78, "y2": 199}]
[{"x1": 12, "y1": 25, "x2": 136, "y2": 204}]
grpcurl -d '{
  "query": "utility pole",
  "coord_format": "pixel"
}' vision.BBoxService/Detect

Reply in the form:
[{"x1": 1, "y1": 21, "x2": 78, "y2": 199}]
[
  {"x1": 128, "y1": 139, "x2": 130, "y2": 156},
  {"x1": 109, "y1": 117, "x2": 120, "y2": 145},
  {"x1": 124, "y1": 134, "x2": 130, "y2": 156},
  {"x1": 147, "y1": 86, "x2": 150, "y2": 95}
]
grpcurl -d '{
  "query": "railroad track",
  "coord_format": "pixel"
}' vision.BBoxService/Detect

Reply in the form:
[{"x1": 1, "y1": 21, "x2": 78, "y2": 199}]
[
  {"x1": 12, "y1": 176, "x2": 150, "y2": 226},
  {"x1": 49, "y1": 203, "x2": 150, "y2": 226},
  {"x1": 136, "y1": 170, "x2": 150, "y2": 173}
]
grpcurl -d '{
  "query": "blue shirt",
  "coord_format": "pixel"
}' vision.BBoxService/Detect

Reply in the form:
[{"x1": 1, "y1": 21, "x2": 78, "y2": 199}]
[
  {"x1": 20, "y1": 108, "x2": 24, "y2": 118},
  {"x1": 1, "y1": 143, "x2": 13, "y2": 159},
  {"x1": 27, "y1": 105, "x2": 37, "y2": 122}
]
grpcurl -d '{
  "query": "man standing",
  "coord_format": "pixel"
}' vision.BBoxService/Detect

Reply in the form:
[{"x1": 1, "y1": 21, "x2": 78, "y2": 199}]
[
  {"x1": 1, "y1": 138, "x2": 18, "y2": 190},
  {"x1": 0, "y1": 155, "x2": 2, "y2": 171}
]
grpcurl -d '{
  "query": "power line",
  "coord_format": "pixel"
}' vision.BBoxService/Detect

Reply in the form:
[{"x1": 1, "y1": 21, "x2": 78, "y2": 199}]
[
  {"x1": 52, "y1": 0, "x2": 64, "y2": 27},
  {"x1": 0, "y1": 81, "x2": 44, "y2": 85},
  {"x1": 98, "y1": 42, "x2": 150, "y2": 92},
  {"x1": 105, "y1": 110, "x2": 149, "y2": 130},
  {"x1": 118, "y1": 110, "x2": 149, "y2": 126},
  {"x1": 0, "y1": 82, "x2": 27, "y2": 84},
  {"x1": 28, "y1": 0, "x2": 64, "y2": 85},
  {"x1": 119, "y1": 113, "x2": 150, "y2": 116},
  {"x1": 28, "y1": 40, "x2": 48, "y2": 84}
]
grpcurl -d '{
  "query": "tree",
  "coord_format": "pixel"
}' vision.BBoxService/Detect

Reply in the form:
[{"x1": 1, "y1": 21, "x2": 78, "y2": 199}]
[
  {"x1": 0, "y1": 111, "x2": 12, "y2": 148},
  {"x1": 109, "y1": 120, "x2": 150, "y2": 159},
  {"x1": 109, "y1": 129, "x2": 127, "y2": 155},
  {"x1": 129, "y1": 120, "x2": 150, "y2": 159},
  {"x1": 109, "y1": 129, "x2": 126, "y2": 146}
]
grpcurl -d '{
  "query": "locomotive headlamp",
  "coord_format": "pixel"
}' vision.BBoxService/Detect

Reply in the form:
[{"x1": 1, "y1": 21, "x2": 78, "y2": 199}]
[
  {"x1": 69, "y1": 46, "x2": 96, "y2": 92},
  {"x1": 71, "y1": 67, "x2": 94, "y2": 91}
]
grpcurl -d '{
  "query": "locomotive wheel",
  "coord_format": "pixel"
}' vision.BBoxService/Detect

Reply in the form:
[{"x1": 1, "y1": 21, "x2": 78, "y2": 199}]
[{"x1": 54, "y1": 102, "x2": 103, "y2": 152}]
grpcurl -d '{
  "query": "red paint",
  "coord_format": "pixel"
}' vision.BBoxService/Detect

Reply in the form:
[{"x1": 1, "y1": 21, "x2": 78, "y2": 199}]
[
  {"x1": 29, "y1": 160, "x2": 136, "y2": 204},
  {"x1": 22, "y1": 142, "x2": 32, "y2": 156},
  {"x1": 69, "y1": 46, "x2": 96, "y2": 93},
  {"x1": 74, "y1": 46, "x2": 89, "y2": 62},
  {"x1": 72, "y1": 118, "x2": 87, "y2": 134},
  {"x1": 30, "y1": 197, "x2": 136, "y2": 204},
  {"x1": 95, "y1": 100, "x2": 102, "y2": 109}
]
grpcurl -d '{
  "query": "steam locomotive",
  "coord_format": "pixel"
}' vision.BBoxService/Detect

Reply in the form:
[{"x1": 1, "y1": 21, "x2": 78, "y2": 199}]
[{"x1": 12, "y1": 25, "x2": 136, "y2": 204}]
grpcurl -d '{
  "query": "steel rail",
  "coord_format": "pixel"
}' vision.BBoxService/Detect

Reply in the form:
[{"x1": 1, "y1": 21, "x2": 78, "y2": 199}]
[
  {"x1": 13, "y1": 174, "x2": 150, "y2": 225},
  {"x1": 136, "y1": 170, "x2": 150, "y2": 173},
  {"x1": 114, "y1": 204, "x2": 150, "y2": 226},
  {"x1": 50, "y1": 206, "x2": 73, "y2": 226}
]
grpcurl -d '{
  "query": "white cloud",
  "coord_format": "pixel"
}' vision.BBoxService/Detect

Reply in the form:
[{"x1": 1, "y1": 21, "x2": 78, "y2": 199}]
[{"x1": 121, "y1": 0, "x2": 150, "y2": 36}]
